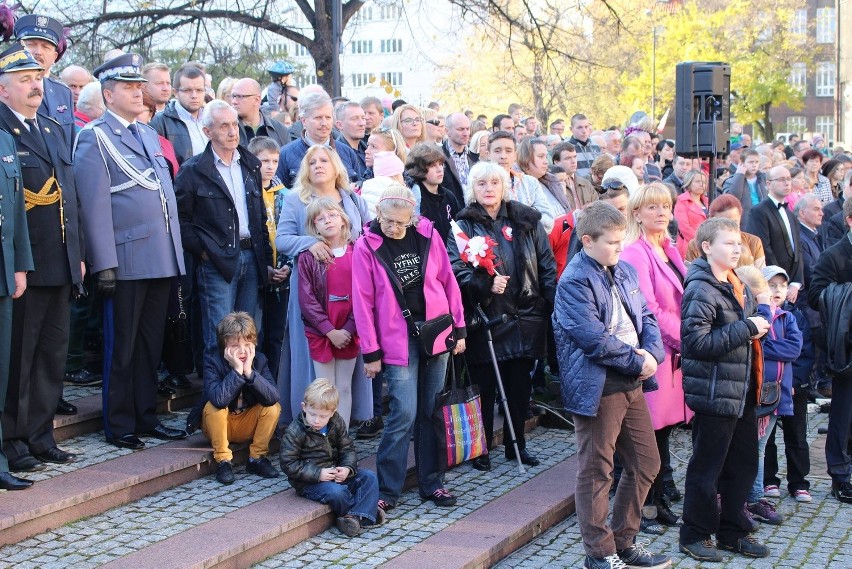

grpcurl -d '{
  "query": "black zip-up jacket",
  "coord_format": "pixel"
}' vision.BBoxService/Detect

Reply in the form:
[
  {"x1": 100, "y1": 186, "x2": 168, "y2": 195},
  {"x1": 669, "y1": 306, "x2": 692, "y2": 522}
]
[
  {"x1": 150, "y1": 100, "x2": 195, "y2": 165},
  {"x1": 448, "y1": 201, "x2": 556, "y2": 365},
  {"x1": 175, "y1": 143, "x2": 272, "y2": 284},
  {"x1": 279, "y1": 411, "x2": 358, "y2": 494},
  {"x1": 681, "y1": 257, "x2": 771, "y2": 417}
]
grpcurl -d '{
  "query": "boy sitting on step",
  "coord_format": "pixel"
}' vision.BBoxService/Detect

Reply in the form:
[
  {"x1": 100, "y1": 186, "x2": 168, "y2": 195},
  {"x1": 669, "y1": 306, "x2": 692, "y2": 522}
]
[
  {"x1": 280, "y1": 379, "x2": 385, "y2": 537},
  {"x1": 202, "y1": 312, "x2": 282, "y2": 485}
]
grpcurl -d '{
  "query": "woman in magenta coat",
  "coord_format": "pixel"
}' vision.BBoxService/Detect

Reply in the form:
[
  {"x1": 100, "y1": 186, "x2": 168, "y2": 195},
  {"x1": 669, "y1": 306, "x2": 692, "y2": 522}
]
[{"x1": 620, "y1": 182, "x2": 693, "y2": 533}]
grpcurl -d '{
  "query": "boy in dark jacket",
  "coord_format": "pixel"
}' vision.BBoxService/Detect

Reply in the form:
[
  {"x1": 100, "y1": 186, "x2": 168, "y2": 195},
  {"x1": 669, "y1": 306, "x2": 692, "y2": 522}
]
[
  {"x1": 280, "y1": 379, "x2": 384, "y2": 537},
  {"x1": 679, "y1": 218, "x2": 772, "y2": 562},
  {"x1": 553, "y1": 201, "x2": 670, "y2": 569},
  {"x1": 202, "y1": 312, "x2": 281, "y2": 485}
]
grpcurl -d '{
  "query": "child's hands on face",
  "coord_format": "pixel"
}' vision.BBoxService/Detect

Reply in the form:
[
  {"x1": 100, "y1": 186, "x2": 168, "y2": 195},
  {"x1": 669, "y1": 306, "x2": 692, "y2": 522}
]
[
  {"x1": 243, "y1": 343, "x2": 255, "y2": 374},
  {"x1": 319, "y1": 467, "x2": 337, "y2": 482},
  {"x1": 224, "y1": 345, "x2": 243, "y2": 375}
]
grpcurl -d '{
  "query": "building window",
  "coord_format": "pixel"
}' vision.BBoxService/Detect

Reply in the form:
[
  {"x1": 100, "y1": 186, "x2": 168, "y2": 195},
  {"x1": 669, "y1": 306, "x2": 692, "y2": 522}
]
[
  {"x1": 355, "y1": 6, "x2": 373, "y2": 21},
  {"x1": 351, "y1": 40, "x2": 373, "y2": 54},
  {"x1": 381, "y1": 72, "x2": 403, "y2": 86},
  {"x1": 815, "y1": 116, "x2": 835, "y2": 142},
  {"x1": 350, "y1": 73, "x2": 372, "y2": 88},
  {"x1": 789, "y1": 63, "x2": 807, "y2": 95},
  {"x1": 791, "y1": 9, "x2": 807, "y2": 36},
  {"x1": 379, "y1": 5, "x2": 402, "y2": 20},
  {"x1": 816, "y1": 62, "x2": 835, "y2": 97},
  {"x1": 380, "y1": 39, "x2": 403, "y2": 53},
  {"x1": 786, "y1": 116, "x2": 807, "y2": 134},
  {"x1": 816, "y1": 7, "x2": 836, "y2": 44},
  {"x1": 293, "y1": 43, "x2": 309, "y2": 57},
  {"x1": 295, "y1": 74, "x2": 317, "y2": 88}
]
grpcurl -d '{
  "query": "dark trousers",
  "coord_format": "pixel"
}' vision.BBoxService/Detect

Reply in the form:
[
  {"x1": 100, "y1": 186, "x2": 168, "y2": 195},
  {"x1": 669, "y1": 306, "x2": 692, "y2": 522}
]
[
  {"x1": 573, "y1": 388, "x2": 660, "y2": 557},
  {"x1": 103, "y1": 278, "x2": 170, "y2": 439},
  {"x1": 65, "y1": 272, "x2": 95, "y2": 372},
  {"x1": 0, "y1": 296, "x2": 13, "y2": 472},
  {"x1": 680, "y1": 405, "x2": 758, "y2": 545},
  {"x1": 764, "y1": 388, "x2": 811, "y2": 492},
  {"x1": 469, "y1": 358, "x2": 534, "y2": 451},
  {"x1": 826, "y1": 377, "x2": 852, "y2": 483},
  {"x1": 3, "y1": 285, "x2": 70, "y2": 460},
  {"x1": 262, "y1": 287, "x2": 288, "y2": 383}
]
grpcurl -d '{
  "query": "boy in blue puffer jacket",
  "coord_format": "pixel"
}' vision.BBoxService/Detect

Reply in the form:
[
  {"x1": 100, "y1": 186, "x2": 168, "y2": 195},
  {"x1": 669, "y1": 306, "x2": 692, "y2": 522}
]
[{"x1": 553, "y1": 201, "x2": 669, "y2": 569}]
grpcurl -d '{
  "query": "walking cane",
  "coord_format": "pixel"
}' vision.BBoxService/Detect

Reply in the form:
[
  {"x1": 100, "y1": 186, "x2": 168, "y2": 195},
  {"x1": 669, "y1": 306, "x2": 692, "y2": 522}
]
[{"x1": 475, "y1": 304, "x2": 526, "y2": 474}]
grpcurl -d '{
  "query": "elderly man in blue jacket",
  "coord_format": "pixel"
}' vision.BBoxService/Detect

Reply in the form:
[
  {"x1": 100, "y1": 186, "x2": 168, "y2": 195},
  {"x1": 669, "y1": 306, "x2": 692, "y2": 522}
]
[{"x1": 553, "y1": 201, "x2": 668, "y2": 569}]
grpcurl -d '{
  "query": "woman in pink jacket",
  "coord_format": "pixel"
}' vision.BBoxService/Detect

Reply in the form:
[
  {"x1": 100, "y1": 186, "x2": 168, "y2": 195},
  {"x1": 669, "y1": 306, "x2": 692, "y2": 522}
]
[
  {"x1": 621, "y1": 182, "x2": 693, "y2": 534},
  {"x1": 353, "y1": 185, "x2": 467, "y2": 513},
  {"x1": 673, "y1": 170, "x2": 709, "y2": 258}
]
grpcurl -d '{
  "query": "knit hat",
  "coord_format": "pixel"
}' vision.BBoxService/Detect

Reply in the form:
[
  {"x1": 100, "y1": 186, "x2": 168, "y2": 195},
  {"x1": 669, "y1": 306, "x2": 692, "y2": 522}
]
[{"x1": 373, "y1": 151, "x2": 404, "y2": 177}]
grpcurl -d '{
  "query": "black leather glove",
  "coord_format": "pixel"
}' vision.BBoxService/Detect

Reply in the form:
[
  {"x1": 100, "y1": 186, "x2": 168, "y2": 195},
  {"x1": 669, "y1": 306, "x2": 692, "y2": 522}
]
[{"x1": 95, "y1": 269, "x2": 117, "y2": 298}]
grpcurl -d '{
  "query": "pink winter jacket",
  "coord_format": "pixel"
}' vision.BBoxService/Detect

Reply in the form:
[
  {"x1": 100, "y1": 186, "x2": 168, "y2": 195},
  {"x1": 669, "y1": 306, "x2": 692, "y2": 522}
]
[{"x1": 352, "y1": 217, "x2": 466, "y2": 366}]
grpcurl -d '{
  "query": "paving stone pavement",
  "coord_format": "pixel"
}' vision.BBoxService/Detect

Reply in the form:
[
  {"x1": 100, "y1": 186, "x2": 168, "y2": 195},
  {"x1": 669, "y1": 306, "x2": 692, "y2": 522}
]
[
  {"x1": 252, "y1": 427, "x2": 577, "y2": 569},
  {"x1": 11, "y1": 411, "x2": 190, "y2": 483},
  {"x1": 496, "y1": 409, "x2": 851, "y2": 568}
]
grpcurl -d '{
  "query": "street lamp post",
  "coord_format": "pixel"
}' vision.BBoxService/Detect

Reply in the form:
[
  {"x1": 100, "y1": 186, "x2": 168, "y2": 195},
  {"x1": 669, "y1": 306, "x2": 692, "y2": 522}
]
[{"x1": 652, "y1": 24, "x2": 657, "y2": 122}]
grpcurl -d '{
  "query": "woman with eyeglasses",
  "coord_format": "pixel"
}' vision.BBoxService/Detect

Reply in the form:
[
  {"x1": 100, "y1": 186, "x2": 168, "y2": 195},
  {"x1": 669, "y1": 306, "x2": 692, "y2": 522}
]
[
  {"x1": 276, "y1": 145, "x2": 372, "y2": 425},
  {"x1": 674, "y1": 170, "x2": 710, "y2": 258},
  {"x1": 620, "y1": 183, "x2": 691, "y2": 534},
  {"x1": 448, "y1": 162, "x2": 556, "y2": 472},
  {"x1": 352, "y1": 185, "x2": 467, "y2": 512},
  {"x1": 391, "y1": 104, "x2": 427, "y2": 148}
]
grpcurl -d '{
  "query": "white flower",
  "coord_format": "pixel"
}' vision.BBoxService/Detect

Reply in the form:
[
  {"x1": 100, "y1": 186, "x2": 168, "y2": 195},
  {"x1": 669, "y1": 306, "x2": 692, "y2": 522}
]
[{"x1": 466, "y1": 236, "x2": 490, "y2": 267}]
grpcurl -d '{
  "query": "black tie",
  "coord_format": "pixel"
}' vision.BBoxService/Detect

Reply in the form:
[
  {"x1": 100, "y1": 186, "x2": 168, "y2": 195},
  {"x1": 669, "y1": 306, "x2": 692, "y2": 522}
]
[
  {"x1": 24, "y1": 118, "x2": 46, "y2": 149},
  {"x1": 128, "y1": 123, "x2": 144, "y2": 148},
  {"x1": 777, "y1": 201, "x2": 787, "y2": 210}
]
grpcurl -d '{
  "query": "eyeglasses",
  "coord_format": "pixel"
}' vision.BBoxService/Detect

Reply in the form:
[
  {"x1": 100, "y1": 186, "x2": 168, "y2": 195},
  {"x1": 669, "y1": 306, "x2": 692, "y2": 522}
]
[
  {"x1": 315, "y1": 211, "x2": 341, "y2": 224},
  {"x1": 372, "y1": 127, "x2": 398, "y2": 152},
  {"x1": 378, "y1": 217, "x2": 412, "y2": 229},
  {"x1": 231, "y1": 93, "x2": 260, "y2": 100},
  {"x1": 400, "y1": 117, "x2": 423, "y2": 125},
  {"x1": 600, "y1": 179, "x2": 625, "y2": 191},
  {"x1": 426, "y1": 119, "x2": 443, "y2": 127},
  {"x1": 768, "y1": 282, "x2": 788, "y2": 290}
]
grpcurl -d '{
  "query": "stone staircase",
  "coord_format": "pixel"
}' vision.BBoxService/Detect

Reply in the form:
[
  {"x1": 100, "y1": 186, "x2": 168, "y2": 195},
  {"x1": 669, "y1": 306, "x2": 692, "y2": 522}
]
[{"x1": 0, "y1": 382, "x2": 579, "y2": 569}]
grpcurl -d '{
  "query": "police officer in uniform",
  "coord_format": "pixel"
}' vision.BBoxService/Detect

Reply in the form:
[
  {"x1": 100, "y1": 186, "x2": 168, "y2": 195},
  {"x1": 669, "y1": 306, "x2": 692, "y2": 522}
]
[
  {"x1": 14, "y1": 15, "x2": 75, "y2": 148},
  {"x1": 0, "y1": 60, "x2": 33, "y2": 489},
  {"x1": 73, "y1": 53, "x2": 187, "y2": 450},
  {"x1": 0, "y1": 45, "x2": 84, "y2": 470}
]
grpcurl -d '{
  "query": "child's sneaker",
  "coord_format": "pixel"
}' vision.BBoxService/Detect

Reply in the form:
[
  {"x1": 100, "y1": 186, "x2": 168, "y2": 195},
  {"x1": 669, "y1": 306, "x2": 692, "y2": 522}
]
[
  {"x1": 336, "y1": 515, "x2": 361, "y2": 537},
  {"x1": 747, "y1": 499, "x2": 783, "y2": 525},
  {"x1": 794, "y1": 489, "x2": 813, "y2": 503},
  {"x1": 763, "y1": 484, "x2": 781, "y2": 498}
]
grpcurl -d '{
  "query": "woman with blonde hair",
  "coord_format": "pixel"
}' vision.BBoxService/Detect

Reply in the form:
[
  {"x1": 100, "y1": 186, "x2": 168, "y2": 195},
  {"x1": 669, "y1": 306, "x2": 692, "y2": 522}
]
[
  {"x1": 674, "y1": 170, "x2": 710, "y2": 258},
  {"x1": 276, "y1": 145, "x2": 371, "y2": 425},
  {"x1": 620, "y1": 182, "x2": 691, "y2": 533},
  {"x1": 391, "y1": 104, "x2": 427, "y2": 147}
]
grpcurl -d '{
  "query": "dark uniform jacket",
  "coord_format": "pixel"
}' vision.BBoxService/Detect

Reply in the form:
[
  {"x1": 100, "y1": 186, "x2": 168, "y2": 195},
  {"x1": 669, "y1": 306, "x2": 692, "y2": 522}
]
[
  {"x1": 175, "y1": 143, "x2": 272, "y2": 284},
  {"x1": 0, "y1": 131, "x2": 33, "y2": 296},
  {"x1": 0, "y1": 106, "x2": 83, "y2": 286}
]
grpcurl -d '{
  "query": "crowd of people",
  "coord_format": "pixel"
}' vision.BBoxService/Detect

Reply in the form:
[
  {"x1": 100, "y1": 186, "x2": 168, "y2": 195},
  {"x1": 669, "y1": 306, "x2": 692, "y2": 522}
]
[{"x1": 0, "y1": 11, "x2": 848, "y2": 569}]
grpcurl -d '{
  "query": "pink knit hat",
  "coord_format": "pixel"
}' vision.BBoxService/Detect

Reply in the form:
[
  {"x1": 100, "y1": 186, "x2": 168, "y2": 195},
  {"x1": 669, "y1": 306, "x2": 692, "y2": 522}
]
[{"x1": 373, "y1": 151, "x2": 404, "y2": 177}]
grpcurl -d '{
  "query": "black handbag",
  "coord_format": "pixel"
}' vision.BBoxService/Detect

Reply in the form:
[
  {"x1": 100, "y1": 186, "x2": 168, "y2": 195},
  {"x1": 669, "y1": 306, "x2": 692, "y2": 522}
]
[
  {"x1": 366, "y1": 240, "x2": 457, "y2": 358},
  {"x1": 162, "y1": 284, "x2": 194, "y2": 375}
]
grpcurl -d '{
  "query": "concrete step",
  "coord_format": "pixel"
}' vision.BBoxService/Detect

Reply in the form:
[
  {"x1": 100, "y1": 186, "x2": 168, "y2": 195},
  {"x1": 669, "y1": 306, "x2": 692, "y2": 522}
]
[
  {"x1": 96, "y1": 417, "x2": 541, "y2": 569},
  {"x1": 53, "y1": 376, "x2": 203, "y2": 442}
]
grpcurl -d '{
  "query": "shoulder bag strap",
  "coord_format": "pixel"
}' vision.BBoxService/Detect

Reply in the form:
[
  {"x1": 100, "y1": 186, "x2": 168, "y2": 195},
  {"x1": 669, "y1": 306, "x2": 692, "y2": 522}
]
[{"x1": 364, "y1": 239, "x2": 420, "y2": 337}]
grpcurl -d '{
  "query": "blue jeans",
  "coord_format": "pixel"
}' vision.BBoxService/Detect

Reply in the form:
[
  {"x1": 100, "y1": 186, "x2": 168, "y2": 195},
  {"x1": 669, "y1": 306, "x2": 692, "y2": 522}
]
[
  {"x1": 748, "y1": 414, "x2": 778, "y2": 503},
  {"x1": 197, "y1": 250, "x2": 260, "y2": 372},
  {"x1": 302, "y1": 470, "x2": 380, "y2": 523},
  {"x1": 376, "y1": 337, "x2": 448, "y2": 504}
]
